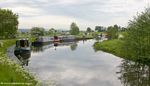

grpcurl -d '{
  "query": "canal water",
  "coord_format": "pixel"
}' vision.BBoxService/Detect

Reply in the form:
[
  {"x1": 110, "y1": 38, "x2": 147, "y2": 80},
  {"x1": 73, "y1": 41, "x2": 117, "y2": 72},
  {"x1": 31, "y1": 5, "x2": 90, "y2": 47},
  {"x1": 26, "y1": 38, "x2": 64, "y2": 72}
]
[
  {"x1": 23, "y1": 39, "x2": 125, "y2": 86},
  {"x1": 16, "y1": 39, "x2": 148, "y2": 86}
]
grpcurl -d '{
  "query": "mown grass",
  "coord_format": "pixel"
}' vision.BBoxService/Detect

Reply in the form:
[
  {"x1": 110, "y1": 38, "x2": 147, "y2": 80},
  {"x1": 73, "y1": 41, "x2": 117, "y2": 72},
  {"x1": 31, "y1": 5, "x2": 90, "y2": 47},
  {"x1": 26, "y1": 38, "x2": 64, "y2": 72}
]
[
  {"x1": 0, "y1": 39, "x2": 37, "y2": 86},
  {"x1": 93, "y1": 39, "x2": 126, "y2": 58}
]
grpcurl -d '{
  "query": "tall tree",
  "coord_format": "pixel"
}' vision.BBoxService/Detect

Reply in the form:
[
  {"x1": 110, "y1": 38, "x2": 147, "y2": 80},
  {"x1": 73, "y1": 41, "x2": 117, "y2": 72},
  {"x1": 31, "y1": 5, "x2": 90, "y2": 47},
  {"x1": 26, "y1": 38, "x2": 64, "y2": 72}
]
[
  {"x1": 86, "y1": 27, "x2": 92, "y2": 33},
  {"x1": 0, "y1": 9, "x2": 18, "y2": 39},
  {"x1": 70, "y1": 22, "x2": 80, "y2": 35},
  {"x1": 107, "y1": 25, "x2": 118, "y2": 39},
  {"x1": 30, "y1": 27, "x2": 45, "y2": 37},
  {"x1": 95, "y1": 26, "x2": 105, "y2": 32},
  {"x1": 48, "y1": 28, "x2": 55, "y2": 36}
]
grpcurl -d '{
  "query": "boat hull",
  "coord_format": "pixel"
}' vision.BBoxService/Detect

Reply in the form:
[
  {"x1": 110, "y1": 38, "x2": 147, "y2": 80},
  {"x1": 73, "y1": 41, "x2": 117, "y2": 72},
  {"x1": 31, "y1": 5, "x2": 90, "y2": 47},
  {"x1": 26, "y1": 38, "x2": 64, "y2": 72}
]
[
  {"x1": 32, "y1": 41, "x2": 53, "y2": 46},
  {"x1": 14, "y1": 48, "x2": 31, "y2": 59}
]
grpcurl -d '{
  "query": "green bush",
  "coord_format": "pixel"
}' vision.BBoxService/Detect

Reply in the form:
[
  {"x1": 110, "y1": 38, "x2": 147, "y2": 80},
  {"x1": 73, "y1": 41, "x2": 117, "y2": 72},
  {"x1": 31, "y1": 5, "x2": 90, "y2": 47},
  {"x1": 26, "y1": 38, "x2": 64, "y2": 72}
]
[{"x1": 124, "y1": 7, "x2": 150, "y2": 62}]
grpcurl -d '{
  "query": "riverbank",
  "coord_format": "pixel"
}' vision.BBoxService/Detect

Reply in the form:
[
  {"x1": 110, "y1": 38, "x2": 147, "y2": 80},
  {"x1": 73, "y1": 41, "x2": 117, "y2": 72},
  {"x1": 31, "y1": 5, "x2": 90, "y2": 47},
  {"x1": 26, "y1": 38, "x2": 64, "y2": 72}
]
[
  {"x1": 0, "y1": 39, "x2": 37, "y2": 86},
  {"x1": 93, "y1": 39, "x2": 150, "y2": 64},
  {"x1": 93, "y1": 39, "x2": 126, "y2": 58},
  {"x1": 75, "y1": 35, "x2": 94, "y2": 40}
]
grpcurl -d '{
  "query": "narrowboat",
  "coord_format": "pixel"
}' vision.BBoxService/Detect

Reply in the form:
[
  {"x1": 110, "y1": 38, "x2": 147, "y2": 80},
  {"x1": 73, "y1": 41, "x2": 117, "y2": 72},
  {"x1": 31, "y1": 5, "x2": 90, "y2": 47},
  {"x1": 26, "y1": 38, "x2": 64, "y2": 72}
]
[
  {"x1": 53, "y1": 35, "x2": 75, "y2": 42},
  {"x1": 32, "y1": 36, "x2": 54, "y2": 45},
  {"x1": 61, "y1": 35, "x2": 75, "y2": 42},
  {"x1": 53, "y1": 36, "x2": 61, "y2": 42},
  {"x1": 14, "y1": 39, "x2": 31, "y2": 59}
]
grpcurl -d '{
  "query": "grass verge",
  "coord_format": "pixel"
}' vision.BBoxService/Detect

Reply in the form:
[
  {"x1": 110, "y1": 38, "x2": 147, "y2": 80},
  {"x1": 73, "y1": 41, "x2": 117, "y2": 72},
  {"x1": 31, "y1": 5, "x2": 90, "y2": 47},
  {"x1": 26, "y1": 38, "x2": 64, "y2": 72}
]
[
  {"x1": 0, "y1": 39, "x2": 37, "y2": 86},
  {"x1": 93, "y1": 39, "x2": 126, "y2": 58},
  {"x1": 93, "y1": 39, "x2": 150, "y2": 65}
]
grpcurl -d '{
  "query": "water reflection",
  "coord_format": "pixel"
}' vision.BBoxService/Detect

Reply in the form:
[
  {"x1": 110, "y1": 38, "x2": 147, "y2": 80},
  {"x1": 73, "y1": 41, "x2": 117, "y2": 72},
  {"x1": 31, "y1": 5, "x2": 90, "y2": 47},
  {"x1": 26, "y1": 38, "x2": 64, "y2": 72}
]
[
  {"x1": 14, "y1": 50, "x2": 31, "y2": 66},
  {"x1": 14, "y1": 40, "x2": 150, "y2": 86},
  {"x1": 32, "y1": 44, "x2": 53, "y2": 52},
  {"x1": 117, "y1": 60, "x2": 150, "y2": 86},
  {"x1": 28, "y1": 40, "x2": 123, "y2": 86},
  {"x1": 70, "y1": 42, "x2": 78, "y2": 51},
  {"x1": 32, "y1": 41, "x2": 78, "y2": 52}
]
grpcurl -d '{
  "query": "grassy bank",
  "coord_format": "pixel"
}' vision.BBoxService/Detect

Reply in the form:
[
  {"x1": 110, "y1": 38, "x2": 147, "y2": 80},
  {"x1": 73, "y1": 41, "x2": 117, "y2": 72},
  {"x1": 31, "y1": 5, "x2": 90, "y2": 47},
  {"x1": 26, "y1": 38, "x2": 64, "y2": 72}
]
[
  {"x1": 93, "y1": 39, "x2": 150, "y2": 64},
  {"x1": 0, "y1": 39, "x2": 37, "y2": 86},
  {"x1": 75, "y1": 35, "x2": 94, "y2": 40},
  {"x1": 93, "y1": 39, "x2": 126, "y2": 58}
]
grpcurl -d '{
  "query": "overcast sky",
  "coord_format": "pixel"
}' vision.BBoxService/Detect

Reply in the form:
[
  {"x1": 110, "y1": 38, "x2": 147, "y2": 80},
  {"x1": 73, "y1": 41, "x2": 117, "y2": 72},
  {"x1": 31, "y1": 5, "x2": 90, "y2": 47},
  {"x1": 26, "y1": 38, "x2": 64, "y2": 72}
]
[{"x1": 0, "y1": 0, "x2": 149, "y2": 30}]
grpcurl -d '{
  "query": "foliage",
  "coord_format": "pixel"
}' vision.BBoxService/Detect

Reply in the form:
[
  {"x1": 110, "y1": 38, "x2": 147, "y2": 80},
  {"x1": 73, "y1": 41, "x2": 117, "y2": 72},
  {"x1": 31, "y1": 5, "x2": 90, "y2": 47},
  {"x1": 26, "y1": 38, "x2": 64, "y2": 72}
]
[
  {"x1": 107, "y1": 25, "x2": 119, "y2": 39},
  {"x1": 70, "y1": 22, "x2": 80, "y2": 35},
  {"x1": 30, "y1": 27, "x2": 45, "y2": 37},
  {"x1": 94, "y1": 7, "x2": 150, "y2": 64},
  {"x1": 48, "y1": 28, "x2": 56, "y2": 36},
  {"x1": 124, "y1": 7, "x2": 150, "y2": 61},
  {"x1": 119, "y1": 27, "x2": 127, "y2": 32},
  {"x1": 0, "y1": 39, "x2": 16, "y2": 53},
  {"x1": 0, "y1": 8, "x2": 18, "y2": 39},
  {"x1": 86, "y1": 27, "x2": 92, "y2": 33},
  {"x1": 95, "y1": 26, "x2": 105, "y2": 32}
]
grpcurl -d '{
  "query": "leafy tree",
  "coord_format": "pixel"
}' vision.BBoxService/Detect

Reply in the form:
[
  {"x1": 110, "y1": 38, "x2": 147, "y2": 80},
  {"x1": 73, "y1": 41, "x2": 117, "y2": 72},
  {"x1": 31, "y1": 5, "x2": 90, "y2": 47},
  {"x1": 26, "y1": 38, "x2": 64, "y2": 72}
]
[
  {"x1": 120, "y1": 27, "x2": 127, "y2": 31},
  {"x1": 48, "y1": 28, "x2": 55, "y2": 36},
  {"x1": 107, "y1": 25, "x2": 118, "y2": 39},
  {"x1": 95, "y1": 26, "x2": 105, "y2": 32},
  {"x1": 114, "y1": 24, "x2": 119, "y2": 30},
  {"x1": 70, "y1": 22, "x2": 80, "y2": 35},
  {"x1": 86, "y1": 27, "x2": 92, "y2": 33},
  {"x1": 30, "y1": 27, "x2": 45, "y2": 37},
  {"x1": 124, "y1": 7, "x2": 150, "y2": 61},
  {"x1": 0, "y1": 8, "x2": 18, "y2": 39}
]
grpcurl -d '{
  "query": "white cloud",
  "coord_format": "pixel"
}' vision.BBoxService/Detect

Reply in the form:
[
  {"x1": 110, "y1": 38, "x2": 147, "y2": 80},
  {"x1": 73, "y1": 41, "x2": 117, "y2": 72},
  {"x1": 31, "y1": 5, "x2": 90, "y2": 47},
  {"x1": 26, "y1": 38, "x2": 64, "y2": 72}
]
[
  {"x1": 19, "y1": 15, "x2": 76, "y2": 29},
  {"x1": 0, "y1": 0, "x2": 150, "y2": 30},
  {"x1": 3, "y1": 6, "x2": 43, "y2": 16}
]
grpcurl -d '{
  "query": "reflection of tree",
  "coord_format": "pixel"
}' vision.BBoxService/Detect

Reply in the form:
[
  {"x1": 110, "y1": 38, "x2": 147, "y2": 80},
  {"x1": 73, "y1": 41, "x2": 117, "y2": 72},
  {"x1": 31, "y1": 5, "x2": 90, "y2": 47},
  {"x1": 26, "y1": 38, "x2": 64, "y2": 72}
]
[
  {"x1": 70, "y1": 43, "x2": 78, "y2": 51},
  {"x1": 117, "y1": 60, "x2": 150, "y2": 86},
  {"x1": 32, "y1": 46, "x2": 44, "y2": 52}
]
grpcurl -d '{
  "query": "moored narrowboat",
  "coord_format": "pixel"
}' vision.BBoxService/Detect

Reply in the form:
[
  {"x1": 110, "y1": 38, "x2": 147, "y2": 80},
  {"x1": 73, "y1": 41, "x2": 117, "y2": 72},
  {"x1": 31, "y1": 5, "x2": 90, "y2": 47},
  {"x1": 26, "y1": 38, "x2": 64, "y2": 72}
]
[
  {"x1": 32, "y1": 36, "x2": 53, "y2": 45},
  {"x1": 53, "y1": 35, "x2": 75, "y2": 42},
  {"x1": 14, "y1": 39, "x2": 31, "y2": 59},
  {"x1": 53, "y1": 36, "x2": 61, "y2": 42},
  {"x1": 61, "y1": 35, "x2": 75, "y2": 42}
]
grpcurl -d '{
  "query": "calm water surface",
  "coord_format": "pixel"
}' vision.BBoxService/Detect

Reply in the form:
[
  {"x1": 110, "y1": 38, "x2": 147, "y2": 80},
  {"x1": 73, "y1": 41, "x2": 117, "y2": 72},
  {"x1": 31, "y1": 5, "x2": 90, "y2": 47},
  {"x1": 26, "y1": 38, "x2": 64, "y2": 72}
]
[{"x1": 27, "y1": 40, "x2": 124, "y2": 86}]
